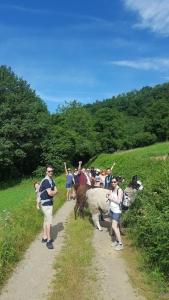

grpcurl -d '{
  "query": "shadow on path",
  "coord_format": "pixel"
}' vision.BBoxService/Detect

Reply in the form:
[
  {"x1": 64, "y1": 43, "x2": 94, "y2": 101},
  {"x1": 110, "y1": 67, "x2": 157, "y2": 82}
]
[{"x1": 52, "y1": 222, "x2": 64, "y2": 241}]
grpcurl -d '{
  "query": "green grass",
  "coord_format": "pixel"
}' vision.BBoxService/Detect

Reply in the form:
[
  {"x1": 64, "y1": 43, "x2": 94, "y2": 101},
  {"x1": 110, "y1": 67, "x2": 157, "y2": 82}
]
[
  {"x1": 49, "y1": 215, "x2": 96, "y2": 300},
  {"x1": 0, "y1": 175, "x2": 66, "y2": 289}
]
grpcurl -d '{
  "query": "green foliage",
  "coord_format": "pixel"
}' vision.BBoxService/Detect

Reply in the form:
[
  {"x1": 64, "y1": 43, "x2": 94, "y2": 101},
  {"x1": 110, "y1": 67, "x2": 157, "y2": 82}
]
[
  {"x1": 42, "y1": 101, "x2": 101, "y2": 172},
  {"x1": 85, "y1": 83, "x2": 169, "y2": 153},
  {"x1": 0, "y1": 65, "x2": 49, "y2": 179},
  {"x1": 91, "y1": 142, "x2": 169, "y2": 282}
]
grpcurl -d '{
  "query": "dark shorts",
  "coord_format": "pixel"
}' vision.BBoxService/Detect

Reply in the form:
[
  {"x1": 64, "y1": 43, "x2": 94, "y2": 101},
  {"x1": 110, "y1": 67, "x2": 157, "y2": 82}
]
[
  {"x1": 66, "y1": 183, "x2": 73, "y2": 189},
  {"x1": 109, "y1": 210, "x2": 121, "y2": 221}
]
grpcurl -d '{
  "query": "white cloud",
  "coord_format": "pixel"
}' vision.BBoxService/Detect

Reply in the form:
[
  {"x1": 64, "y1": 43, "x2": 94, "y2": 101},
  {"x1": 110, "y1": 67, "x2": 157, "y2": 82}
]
[
  {"x1": 111, "y1": 58, "x2": 169, "y2": 70},
  {"x1": 123, "y1": 0, "x2": 169, "y2": 36}
]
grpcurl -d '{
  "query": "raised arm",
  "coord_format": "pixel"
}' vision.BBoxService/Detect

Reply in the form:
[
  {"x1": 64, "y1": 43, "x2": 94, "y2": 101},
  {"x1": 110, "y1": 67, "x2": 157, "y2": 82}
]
[
  {"x1": 64, "y1": 162, "x2": 68, "y2": 175},
  {"x1": 110, "y1": 162, "x2": 116, "y2": 171},
  {"x1": 78, "y1": 161, "x2": 82, "y2": 173}
]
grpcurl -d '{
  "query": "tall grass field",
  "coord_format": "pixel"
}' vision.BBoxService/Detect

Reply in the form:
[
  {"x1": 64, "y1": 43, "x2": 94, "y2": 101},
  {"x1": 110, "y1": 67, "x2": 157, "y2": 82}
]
[
  {"x1": 0, "y1": 175, "x2": 66, "y2": 289},
  {"x1": 91, "y1": 142, "x2": 169, "y2": 285}
]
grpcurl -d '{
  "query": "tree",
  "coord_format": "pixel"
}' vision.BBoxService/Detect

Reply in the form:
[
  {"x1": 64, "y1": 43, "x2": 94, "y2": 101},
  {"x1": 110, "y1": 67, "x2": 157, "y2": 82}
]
[
  {"x1": 42, "y1": 101, "x2": 101, "y2": 171},
  {"x1": 0, "y1": 65, "x2": 49, "y2": 179}
]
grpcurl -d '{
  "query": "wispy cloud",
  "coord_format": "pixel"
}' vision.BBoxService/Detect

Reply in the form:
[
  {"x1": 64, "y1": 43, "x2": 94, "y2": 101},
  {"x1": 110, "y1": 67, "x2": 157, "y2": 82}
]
[
  {"x1": 110, "y1": 58, "x2": 169, "y2": 70},
  {"x1": 0, "y1": 3, "x2": 126, "y2": 34},
  {"x1": 123, "y1": 0, "x2": 169, "y2": 36},
  {"x1": 0, "y1": 4, "x2": 50, "y2": 14}
]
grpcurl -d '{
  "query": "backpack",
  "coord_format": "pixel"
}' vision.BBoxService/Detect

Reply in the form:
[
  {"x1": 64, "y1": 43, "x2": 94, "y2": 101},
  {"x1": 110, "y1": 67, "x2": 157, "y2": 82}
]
[{"x1": 117, "y1": 188, "x2": 131, "y2": 211}]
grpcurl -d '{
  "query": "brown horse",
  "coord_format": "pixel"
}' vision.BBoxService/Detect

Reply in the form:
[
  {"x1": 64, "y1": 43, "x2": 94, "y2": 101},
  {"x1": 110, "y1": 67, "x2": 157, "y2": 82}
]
[{"x1": 74, "y1": 178, "x2": 95, "y2": 219}]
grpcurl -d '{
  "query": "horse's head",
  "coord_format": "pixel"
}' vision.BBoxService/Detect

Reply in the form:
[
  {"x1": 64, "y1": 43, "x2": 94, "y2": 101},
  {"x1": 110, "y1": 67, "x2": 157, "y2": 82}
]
[
  {"x1": 116, "y1": 176, "x2": 125, "y2": 183},
  {"x1": 129, "y1": 175, "x2": 143, "y2": 190}
]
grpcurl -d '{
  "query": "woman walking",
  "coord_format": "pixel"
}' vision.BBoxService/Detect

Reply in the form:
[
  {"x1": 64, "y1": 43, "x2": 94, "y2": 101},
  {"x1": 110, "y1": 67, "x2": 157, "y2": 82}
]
[{"x1": 108, "y1": 176, "x2": 124, "y2": 251}]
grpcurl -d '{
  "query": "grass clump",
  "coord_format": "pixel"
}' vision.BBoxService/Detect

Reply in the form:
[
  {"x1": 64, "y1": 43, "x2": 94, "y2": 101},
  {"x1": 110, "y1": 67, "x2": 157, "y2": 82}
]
[{"x1": 49, "y1": 215, "x2": 96, "y2": 300}]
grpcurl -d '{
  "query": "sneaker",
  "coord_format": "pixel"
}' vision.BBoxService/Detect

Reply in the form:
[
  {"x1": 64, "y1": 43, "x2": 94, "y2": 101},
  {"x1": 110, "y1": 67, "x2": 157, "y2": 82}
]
[
  {"x1": 42, "y1": 238, "x2": 47, "y2": 243},
  {"x1": 114, "y1": 244, "x2": 124, "y2": 251},
  {"x1": 111, "y1": 240, "x2": 119, "y2": 247},
  {"x1": 46, "y1": 240, "x2": 54, "y2": 249}
]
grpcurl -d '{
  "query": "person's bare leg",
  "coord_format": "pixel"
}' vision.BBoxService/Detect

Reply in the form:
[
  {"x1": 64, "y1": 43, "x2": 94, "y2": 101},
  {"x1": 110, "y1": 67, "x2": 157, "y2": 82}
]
[
  {"x1": 43, "y1": 222, "x2": 47, "y2": 239},
  {"x1": 67, "y1": 189, "x2": 71, "y2": 200},
  {"x1": 112, "y1": 220, "x2": 122, "y2": 244},
  {"x1": 46, "y1": 224, "x2": 51, "y2": 241}
]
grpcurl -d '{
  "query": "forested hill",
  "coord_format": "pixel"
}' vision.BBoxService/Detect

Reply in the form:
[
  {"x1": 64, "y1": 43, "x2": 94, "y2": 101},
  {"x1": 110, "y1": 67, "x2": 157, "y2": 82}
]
[
  {"x1": 85, "y1": 84, "x2": 169, "y2": 151},
  {"x1": 0, "y1": 65, "x2": 169, "y2": 180}
]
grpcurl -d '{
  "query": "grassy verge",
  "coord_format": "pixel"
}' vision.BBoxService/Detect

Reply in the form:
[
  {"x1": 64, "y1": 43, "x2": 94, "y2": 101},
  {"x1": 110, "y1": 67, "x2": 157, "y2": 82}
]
[
  {"x1": 122, "y1": 235, "x2": 169, "y2": 300},
  {"x1": 0, "y1": 175, "x2": 66, "y2": 289},
  {"x1": 49, "y1": 214, "x2": 96, "y2": 300}
]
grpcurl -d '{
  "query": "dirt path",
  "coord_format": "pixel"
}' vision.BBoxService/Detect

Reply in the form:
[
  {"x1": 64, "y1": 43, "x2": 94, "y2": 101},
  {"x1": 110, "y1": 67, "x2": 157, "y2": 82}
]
[
  {"x1": 92, "y1": 218, "x2": 146, "y2": 300},
  {"x1": 0, "y1": 203, "x2": 146, "y2": 300},
  {"x1": 0, "y1": 200, "x2": 74, "y2": 300}
]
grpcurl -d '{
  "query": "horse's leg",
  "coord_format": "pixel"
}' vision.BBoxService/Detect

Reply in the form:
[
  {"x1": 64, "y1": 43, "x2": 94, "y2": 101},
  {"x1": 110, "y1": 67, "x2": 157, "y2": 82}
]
[
  {"x1": 74, "y1": 203, "x2": 79, "y2": 220},
  {"x1": 99, "y1": 209, "x2": 105, "y2": 222},
  {"x1": 79, "y1": 203, "x2": 84, "y2": 218},
  {"x1": 92, "y1": 212, "x2": 103, "y2": 231}
]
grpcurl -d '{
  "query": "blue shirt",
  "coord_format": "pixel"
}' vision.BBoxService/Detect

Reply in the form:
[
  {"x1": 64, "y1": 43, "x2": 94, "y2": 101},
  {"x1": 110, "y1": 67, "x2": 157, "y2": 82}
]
[
  {"x1": 39, "y1": 176, "x2": 56, "y2": 206},
  {"x1": 66, "y1": 173, "x2": 73, "y2": 184}
]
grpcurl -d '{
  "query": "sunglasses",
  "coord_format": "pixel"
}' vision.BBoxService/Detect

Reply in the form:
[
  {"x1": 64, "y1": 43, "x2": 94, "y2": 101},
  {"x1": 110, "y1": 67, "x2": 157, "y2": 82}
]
[
  {"x1": 111, "y1": 181, "x2": 117, "y2": 183},
  {"x1": 47, "y1": 170, "x2": 53, "y2": 173}
]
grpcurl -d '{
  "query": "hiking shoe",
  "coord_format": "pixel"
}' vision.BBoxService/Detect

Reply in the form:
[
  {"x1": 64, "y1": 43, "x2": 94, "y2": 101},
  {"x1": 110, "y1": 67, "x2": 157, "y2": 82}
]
[
  {"x1": 46, "y1": 240, "x2": 54, "y2": 249},
  {"x1": 114, "y1": 244, "x2": 124, "y2": 251},
  {"x1": 111, "y1": 241, "x2": 119, "y2": 247},
  {"x1": 42, "y1": 238, "x2": 47, "y2": 243}
]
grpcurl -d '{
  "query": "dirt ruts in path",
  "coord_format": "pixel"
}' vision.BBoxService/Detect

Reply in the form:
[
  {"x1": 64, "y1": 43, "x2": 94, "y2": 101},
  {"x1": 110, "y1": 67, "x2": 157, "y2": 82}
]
[
  {"x1": 0, "y1": 200, "x2": 74, "y2": 300},
  {"x1": 92, "y1": 219, "x2": 146, "y2": 300}
]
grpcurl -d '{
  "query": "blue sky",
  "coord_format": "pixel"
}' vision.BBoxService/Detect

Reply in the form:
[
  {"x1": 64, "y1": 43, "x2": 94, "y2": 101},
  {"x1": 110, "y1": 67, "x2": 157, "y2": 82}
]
[{"x1": 1, "y1": 0, "x2": 169, "y2": 112}]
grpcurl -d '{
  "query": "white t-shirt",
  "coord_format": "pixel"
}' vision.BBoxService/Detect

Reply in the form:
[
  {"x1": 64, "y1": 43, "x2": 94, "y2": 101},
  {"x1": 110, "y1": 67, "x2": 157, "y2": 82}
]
[{"x1": 109, "y1": 187, "x2": 123, "y2": 213}]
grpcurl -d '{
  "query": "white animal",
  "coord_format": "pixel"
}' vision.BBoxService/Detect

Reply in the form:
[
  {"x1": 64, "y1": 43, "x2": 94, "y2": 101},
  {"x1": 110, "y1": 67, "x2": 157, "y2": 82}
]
[
  {"x1": 86, "y1": 188, "x2": 110, "y2": 231},
  {"x1": 86, "y1": 177, "x2": 143, "y2": 231}
]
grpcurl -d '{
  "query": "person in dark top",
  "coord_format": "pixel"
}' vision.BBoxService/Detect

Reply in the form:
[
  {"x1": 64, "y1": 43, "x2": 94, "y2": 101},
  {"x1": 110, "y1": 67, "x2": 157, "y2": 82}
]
[
  {"x1": 73, "y1": 168, "x2": 79, "y2": 185},
  {"x1": 104, "y1": 163, "x2": 116, "y2": 189},
  {"x1": 90, "y1": 167, "x2": 96, "y2": 178},
  {"x1": 39, "y1": 165, "x2": 57, "y2": 249}
]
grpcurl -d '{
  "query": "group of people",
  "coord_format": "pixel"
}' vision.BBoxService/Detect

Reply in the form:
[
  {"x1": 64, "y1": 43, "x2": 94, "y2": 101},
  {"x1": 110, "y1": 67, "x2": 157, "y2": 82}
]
[
  {"x1": 64, "y1": 161, "x2": 117, "y2": 201},
  {"x1": 64, "y1": 161, "x2": 124, "y2": 251},
  {"x1": 34, "y1": 162, "x2": 134, "y2": 251}
]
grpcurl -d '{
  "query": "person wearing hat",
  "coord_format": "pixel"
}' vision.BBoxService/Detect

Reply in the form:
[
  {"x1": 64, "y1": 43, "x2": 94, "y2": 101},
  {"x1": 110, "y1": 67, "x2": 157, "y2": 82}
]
[{"x1": 64, "y1": 162, "x2": 74, "y2": 201}]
